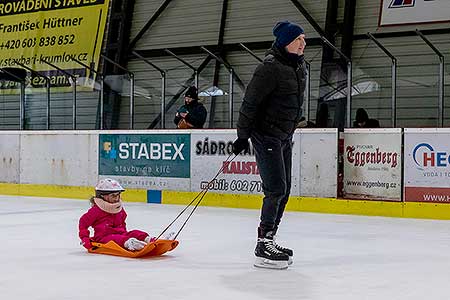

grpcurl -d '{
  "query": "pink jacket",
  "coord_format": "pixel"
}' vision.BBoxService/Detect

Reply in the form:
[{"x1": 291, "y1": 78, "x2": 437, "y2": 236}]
[{"x1": 79, "y1": 204, "x2": 128, "y2": 249}]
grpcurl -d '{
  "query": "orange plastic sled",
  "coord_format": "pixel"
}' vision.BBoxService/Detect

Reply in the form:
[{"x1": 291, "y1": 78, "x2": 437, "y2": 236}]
[{"x1": 88, "y1": 239, "x2": 179, "y2": 258}]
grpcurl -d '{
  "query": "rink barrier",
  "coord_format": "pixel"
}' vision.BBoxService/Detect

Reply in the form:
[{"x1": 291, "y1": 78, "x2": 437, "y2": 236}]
[
  {"x1": 3, "y1": 129, "x2": 450, "y2": 220},
  {"x1": 2, "y1": 182, "x2": 450, "y2": 220}
]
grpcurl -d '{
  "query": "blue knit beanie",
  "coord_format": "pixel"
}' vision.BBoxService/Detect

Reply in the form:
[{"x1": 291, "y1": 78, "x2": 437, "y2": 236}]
[{"x1": 273, "y1": 21, "x2": 304, "y2": 48}]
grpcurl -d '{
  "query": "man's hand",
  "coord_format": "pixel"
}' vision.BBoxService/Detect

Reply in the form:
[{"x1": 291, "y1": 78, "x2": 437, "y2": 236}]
[{"x1": 232, "y1": 138, "x2": 250, "y2": 155}]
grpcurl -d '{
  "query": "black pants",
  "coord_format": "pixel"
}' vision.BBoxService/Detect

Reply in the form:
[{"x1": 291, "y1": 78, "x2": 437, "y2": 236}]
[{"x1": 251, "y1": 131, "x2": 293, "y2": 237}]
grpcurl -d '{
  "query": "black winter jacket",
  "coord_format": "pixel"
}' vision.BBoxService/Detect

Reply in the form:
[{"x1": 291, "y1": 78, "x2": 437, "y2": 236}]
[
  {"x1": 236, "y1": 45, "x2": 306, "y2": 140},
  {"x1": 174, "y1": 100, "x2": 207, "y2": 128}
]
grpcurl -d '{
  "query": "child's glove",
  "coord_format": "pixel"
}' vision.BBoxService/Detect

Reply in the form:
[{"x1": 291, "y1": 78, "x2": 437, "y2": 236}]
[
  {"x1": 80, "y1": 237, "x2": 92, "y2": 249},
  {"x1": 124, "y1": 238, "x2": 147, "y2": 251}
]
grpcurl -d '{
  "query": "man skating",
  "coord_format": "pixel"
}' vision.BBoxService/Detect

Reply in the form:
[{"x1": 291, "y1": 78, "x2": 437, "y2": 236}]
[{"x1": 233, "y1": 20, "x2": 306, "y2": 269}]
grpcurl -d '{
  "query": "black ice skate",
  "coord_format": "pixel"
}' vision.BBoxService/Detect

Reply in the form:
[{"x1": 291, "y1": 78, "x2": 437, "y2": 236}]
[
  {"x1": 273, "y1": 238, "x2": 293, "y2": 265},
  {"x1": 254, "y1": 236, "x2": 289, "y2": 270}
]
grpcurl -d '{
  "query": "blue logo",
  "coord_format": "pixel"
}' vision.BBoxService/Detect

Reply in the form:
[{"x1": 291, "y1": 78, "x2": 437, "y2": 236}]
[
  {"x1": 389, "y1": 0, "x2": 415, "y2": 8},
  {"x1": 102, "y1": 141, "x2": 117, "y2": 159},
  {"x1": 412, "y1": 143, "x2": 450, "y2": 170}
]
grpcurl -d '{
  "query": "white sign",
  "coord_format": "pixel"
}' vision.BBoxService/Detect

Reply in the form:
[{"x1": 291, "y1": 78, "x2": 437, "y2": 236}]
[
  {"x1": 297, "y1": 129, "x2": 338, "y2": 198},
  {"x1": 191, "y1": 131, "x2": 264, "y2": 195},
  {"x1": 379, "y1": 0, "x2": 450, "y2": 26},
  {"x1": 190, "y1": 130, "x2": 303, "y2": 195},
  {"x1": 344, "y1": 129, "x2": 402, "y2": 201},
  {"x1": 404, "y1": 128, "x2": 450, "y2": 203}
]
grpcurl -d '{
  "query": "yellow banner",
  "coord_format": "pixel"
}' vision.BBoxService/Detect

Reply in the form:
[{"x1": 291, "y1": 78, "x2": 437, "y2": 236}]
[{"x1": 0, "y1": 0, "x2": 110, "y2": 90}]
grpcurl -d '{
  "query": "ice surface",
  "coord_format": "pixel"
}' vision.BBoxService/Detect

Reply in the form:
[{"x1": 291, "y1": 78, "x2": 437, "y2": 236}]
[{"x1": 1, "y1": 195, "x2": 450, "y2": 300}]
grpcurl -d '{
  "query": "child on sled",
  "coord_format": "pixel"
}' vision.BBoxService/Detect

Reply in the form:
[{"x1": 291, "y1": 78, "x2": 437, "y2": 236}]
[{"x1": 79, "y1": 178, "x2": 155, "y2": 251}]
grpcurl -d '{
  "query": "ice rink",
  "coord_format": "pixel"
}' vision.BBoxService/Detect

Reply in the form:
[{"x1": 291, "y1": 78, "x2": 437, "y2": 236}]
[{"x1": 1, "y1": 195, "x2": 450, "y2": 300}]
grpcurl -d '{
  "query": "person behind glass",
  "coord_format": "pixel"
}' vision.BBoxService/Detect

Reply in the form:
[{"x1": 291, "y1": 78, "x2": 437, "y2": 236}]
[
  {"x1": 232, "y1": 20, "x2": 307, "y2": 269},
  {"x1": 353, "y1": 108, "x2": 380, "y2": 128},
  {"x1": 78, "y1": 178, "x2": 155, "y2": 251},
  {"x1": 174, "y1": 86, "x2": 207, "y2": 129}
]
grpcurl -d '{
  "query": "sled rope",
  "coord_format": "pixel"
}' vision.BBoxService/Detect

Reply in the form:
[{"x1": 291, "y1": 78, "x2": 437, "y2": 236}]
[{"x1": 156, "y1": 153, "x2": 237, "y2": 240}]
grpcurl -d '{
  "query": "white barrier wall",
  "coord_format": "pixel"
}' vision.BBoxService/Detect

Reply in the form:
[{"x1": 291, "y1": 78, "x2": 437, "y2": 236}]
[
  {"x1": 20, "y1": 131, "x2": 99, "y2": 186},
  {"x1": 297, "y1": 129, "x2": 338, "y2": 197},
  {"x1": 344, "y1": 129, "x2": 402, "y2": 201},
  {"x1": 0, "y1": 132, "x2": 20, "y2": 183},
  {"x1": 0, "y1": 130, "x2": 338, "y2": 198}
]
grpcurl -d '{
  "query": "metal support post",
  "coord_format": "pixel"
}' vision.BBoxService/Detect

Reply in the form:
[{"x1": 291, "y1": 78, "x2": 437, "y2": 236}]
[
  {"x1": 101, "y1": 54, "x2": 135, "y2": 129},
  {"x1": 161, "y1": 73, "x2": 166, "y2": 128},
  {"x1": 131, "y1": 51, "x2": 167, "y2": 128},
  {"x1": 13, "y1": 62, "x2": 52, "y2": 129},
  {"x1": 229, "y1": 68, "x2": 234, "y2": 127},
  {"x1": 200, "y1": 46, "x2": 235, "y2": 128},
  {"x1": 346, "y1": 61, "x2": 352, "y2": 128},
  {"x1": 0, "y1": 68, "x2": 26, "y2": 129},
  {"x1": 40, "y1": 59, "x2": 77, "y2": 129},
  {"x1": 321, "y1": 37, "x2": 353, "y2": 128},
  {"x1": 305, "y1": 61, "x2": 311, "y2": 122},
  {"x1": 416, "y1": 29, "x2": 445, "y2": 127},
  {"x1": 367, "y1": 33, "x2": 397, "y2": 127},
  {"x1": 72, "y1": 57, "x2": 105, "y2": 129}
]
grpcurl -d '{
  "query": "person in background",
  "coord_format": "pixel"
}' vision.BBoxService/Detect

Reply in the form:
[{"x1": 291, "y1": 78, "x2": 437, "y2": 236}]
[
  {"x1": 353, "y1": 108, "x2": 380, "y2": 128},
  {"x1": 315, "y1": 102, "x2": 329, "y2": 128},
  {"x1": 232, "y1": 20, "x2": 307, "y2": 269},
  {"x1": 174, "y1": 86, "x2": 207, "y2": 129},
  {"x1": 79, "y1": 178, "x2": 155, "y2": 251},
  {"x1": 296, "y1": 116, "x2": 315, "y2": 128}
]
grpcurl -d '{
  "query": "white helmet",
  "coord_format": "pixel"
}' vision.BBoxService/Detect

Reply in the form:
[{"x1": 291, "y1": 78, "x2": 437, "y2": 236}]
[{"x1": 95, "y1": 178, "x2": 125, "y2": 193}]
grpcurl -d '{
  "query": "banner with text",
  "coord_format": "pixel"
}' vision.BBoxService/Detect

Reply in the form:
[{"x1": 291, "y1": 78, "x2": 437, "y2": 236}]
[
  {"x1": 344, "y1": 129, "x2": 402, "y2": 201},
  {"x1": 379, "y1": 0, "x2": 450, "y2": 26},
  {"x1": 404, "y1": 129, "x2": 450, "y2": 203},
  {"x1": 190, "y1": 130, "x2": 301, "y2": 196},
  {"x1": 98, "y1": 133, "x2": 191, "y2": 191},
  {"x1": 0, "y1": 0, "x2": 110, "y2": 91},
  {"x1": 191, "y1": 131, "x2": 263, "y2": 195}
]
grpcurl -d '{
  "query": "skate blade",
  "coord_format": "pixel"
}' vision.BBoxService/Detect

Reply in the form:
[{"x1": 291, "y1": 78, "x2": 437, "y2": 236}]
[{"x1": 254, "y1": 257, "x2": 288, "y2": 270}]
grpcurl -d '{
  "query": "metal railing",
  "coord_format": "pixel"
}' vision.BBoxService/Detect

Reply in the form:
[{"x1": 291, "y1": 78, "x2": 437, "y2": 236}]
[
  {"x1": 416, "y1": 29, "x2": 445, "y2": 127},
  {"x1": 0, "y1": 68, "x2": 26, "y2": 129},
  {"x1": 13, "y1": 62, "x2": 52, "y2": 130},
  {"x1": 321, "y1": 36, "x2": 352, "y2": 128},
  {"x1": 71, "y1": 57, "x2": 105, "y2": 130},
  {"x1": 132, "y1": 51, "x2": 167, "y2": 129},
  {"x1": 102, "y1": 55, "x2": 135, "y2": 129},
  {"x1": 200, "y1": 46, "x2": 234, "y2": 128},
  {"x1": 164, "y1": 49, "x2": 198, "y2": 88},
  {"x1": 40, "y1": 59, "x2": 77, "y2": 130},
  {"x1": 367, "y1": 33, "x2": 397, "y2": 128}
]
